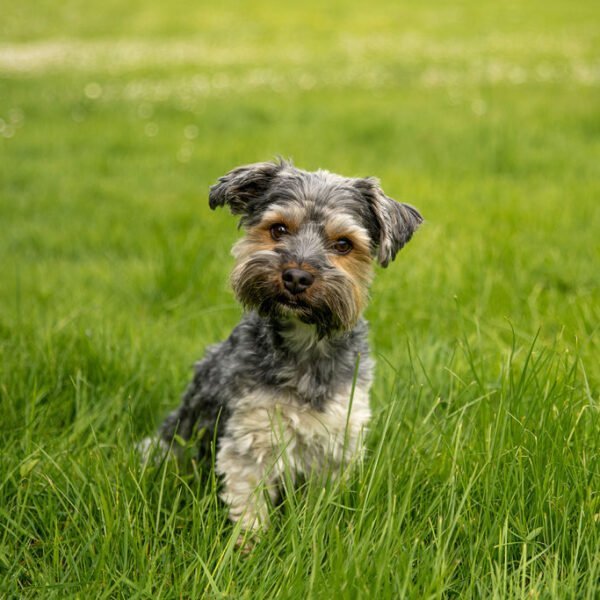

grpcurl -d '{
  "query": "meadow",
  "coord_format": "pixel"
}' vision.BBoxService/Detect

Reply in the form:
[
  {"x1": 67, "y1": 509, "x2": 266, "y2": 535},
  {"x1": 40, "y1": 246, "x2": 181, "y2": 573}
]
[{"x1": 1, "y1": 0, "x2": 599, "y2": 597}]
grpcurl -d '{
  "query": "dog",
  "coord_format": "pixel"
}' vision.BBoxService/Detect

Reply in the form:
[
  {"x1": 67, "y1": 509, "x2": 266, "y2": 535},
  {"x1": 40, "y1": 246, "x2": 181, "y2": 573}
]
[{"x1": 140, "y1": 159, "x2": 422, "y2": 538}]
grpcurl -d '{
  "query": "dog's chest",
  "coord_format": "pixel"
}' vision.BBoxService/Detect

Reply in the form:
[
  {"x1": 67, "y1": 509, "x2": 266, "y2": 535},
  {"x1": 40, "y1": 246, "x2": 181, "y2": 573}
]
[{"x1": 226, "y1": 384, "x2": 371, "y2": 472}]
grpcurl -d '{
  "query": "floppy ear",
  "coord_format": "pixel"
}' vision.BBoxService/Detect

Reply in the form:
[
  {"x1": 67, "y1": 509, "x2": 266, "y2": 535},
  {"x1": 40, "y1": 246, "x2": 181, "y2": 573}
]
[
  {"x1": 209, "y1": 161, "x2": 284, "y2": 217},
  {"x1": 354, "y1": 177, "x2": 423, "y2": 267}
]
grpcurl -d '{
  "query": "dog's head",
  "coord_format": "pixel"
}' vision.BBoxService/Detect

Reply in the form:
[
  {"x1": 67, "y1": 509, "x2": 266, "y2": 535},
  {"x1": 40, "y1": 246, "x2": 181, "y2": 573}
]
[{"x1": 209, "y1": 159, "x2": 423, "y2": 336}]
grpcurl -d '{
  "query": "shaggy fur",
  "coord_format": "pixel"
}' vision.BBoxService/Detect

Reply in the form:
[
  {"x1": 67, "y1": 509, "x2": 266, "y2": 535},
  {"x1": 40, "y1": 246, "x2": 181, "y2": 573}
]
[{"x1": 141, "y1": 159, "x2": 422, "y2": 534}]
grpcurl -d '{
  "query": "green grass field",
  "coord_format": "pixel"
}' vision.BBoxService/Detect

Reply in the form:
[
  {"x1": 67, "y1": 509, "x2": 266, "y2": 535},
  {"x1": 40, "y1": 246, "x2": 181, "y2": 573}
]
[{"x1": 1, "y1": 1, "x2": 599, "y2": 597}]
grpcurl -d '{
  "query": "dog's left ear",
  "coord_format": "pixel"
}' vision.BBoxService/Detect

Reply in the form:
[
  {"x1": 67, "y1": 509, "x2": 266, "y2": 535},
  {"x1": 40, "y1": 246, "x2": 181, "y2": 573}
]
[
  {"x1": 209, "y1": 161, "x2": 284, "y2": 218},
  {"x1": 354, "y1": 177, "x2": 423, "y2": 267}
]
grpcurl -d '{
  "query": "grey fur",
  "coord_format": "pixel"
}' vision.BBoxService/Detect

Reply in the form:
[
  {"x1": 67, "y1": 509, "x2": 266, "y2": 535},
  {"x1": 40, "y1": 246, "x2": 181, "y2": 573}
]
[
  {"x1": 352, "y1": 177, "x2": 423, "y2": 267},
  {"x1": 147, "y1": 160, "x2": 422, "y2": 534}
]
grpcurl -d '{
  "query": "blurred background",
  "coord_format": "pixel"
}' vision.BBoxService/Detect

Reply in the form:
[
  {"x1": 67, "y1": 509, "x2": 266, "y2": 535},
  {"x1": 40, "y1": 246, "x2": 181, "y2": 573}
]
[{"x1": 1, "y1": 0, "x2": 598, "y2": 433}]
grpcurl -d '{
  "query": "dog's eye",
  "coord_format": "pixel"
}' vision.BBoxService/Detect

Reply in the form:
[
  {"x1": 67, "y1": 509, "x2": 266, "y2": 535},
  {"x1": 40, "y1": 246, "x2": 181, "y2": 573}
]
[
  {"x1": 270, "y1": 223, "x2": 288, "y2": 241},
  {"x1": 333, "y1": 238, "x2": 353, "y2": 254}
]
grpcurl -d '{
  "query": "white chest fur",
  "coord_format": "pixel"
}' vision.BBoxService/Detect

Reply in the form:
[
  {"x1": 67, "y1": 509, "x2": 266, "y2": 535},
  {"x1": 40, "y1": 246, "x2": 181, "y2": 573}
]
[{"x1": 224, "y1": 384, "x2": 370, "y2": 471}]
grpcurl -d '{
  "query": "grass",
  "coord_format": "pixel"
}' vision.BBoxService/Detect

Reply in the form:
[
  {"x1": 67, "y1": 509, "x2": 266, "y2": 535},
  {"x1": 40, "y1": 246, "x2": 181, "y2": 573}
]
[{"x1": 1, "y1": 0, "x2": 599, "y2": 597}]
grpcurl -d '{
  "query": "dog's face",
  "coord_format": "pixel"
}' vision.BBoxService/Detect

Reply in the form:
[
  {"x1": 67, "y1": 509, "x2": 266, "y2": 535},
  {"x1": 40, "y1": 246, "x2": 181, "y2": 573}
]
[{"x1": 209, "y1": 160, "x2": 422, "y2": 336}]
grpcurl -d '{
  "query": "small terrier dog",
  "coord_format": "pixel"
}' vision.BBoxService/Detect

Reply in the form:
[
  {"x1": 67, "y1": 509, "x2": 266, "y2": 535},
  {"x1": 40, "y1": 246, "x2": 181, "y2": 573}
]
[{"x1": 141, "y1": 159, "x2": 422, "y2": 536}]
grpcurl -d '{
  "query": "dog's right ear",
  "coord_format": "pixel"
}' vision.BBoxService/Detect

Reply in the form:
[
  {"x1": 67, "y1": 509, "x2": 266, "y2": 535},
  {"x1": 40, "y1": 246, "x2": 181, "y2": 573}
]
[{"x1": 209, "y1": 161, "x2": 284, "y2": 217}]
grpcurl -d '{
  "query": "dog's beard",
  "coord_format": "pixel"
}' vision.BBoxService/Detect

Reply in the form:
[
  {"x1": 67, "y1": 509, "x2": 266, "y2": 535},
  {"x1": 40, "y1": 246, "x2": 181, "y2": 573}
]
[{"x1": 231, "y1": 253, "x2": 361, "y2": 337}]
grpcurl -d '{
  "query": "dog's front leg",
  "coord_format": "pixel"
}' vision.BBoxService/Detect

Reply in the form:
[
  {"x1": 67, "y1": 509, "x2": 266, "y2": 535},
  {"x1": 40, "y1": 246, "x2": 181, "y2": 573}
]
[{"x1": 216, "y1": 438, "x2": 280, "y2": 535}]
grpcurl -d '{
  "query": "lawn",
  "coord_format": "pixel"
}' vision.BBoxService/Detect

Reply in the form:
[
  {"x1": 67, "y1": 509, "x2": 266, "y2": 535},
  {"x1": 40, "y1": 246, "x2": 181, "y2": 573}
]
[{"x1": 1, "y1": 0, "x2": 599, "y2": 597}]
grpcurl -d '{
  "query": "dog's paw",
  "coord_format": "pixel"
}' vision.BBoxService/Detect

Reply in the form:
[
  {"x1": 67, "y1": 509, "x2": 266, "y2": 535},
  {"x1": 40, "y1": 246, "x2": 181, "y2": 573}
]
[{"x1": 235, "y1": 532, "x2": 258, "y2": 554}]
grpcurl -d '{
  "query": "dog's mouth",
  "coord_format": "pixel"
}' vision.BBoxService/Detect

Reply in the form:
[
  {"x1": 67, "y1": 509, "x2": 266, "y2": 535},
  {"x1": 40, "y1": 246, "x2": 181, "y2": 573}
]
[
  {"x1": 271, "y1": 292, "x2": 321, "y2": 324},
  {"x1": 275, "y1": 293, "x2": 310, "y2": 311}
]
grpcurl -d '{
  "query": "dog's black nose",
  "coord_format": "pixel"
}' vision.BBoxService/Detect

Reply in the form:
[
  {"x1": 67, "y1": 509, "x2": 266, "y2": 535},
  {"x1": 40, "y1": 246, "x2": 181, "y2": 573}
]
[{"x1": 282, "y1": 268, "x2": 314, "y2": 294}]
